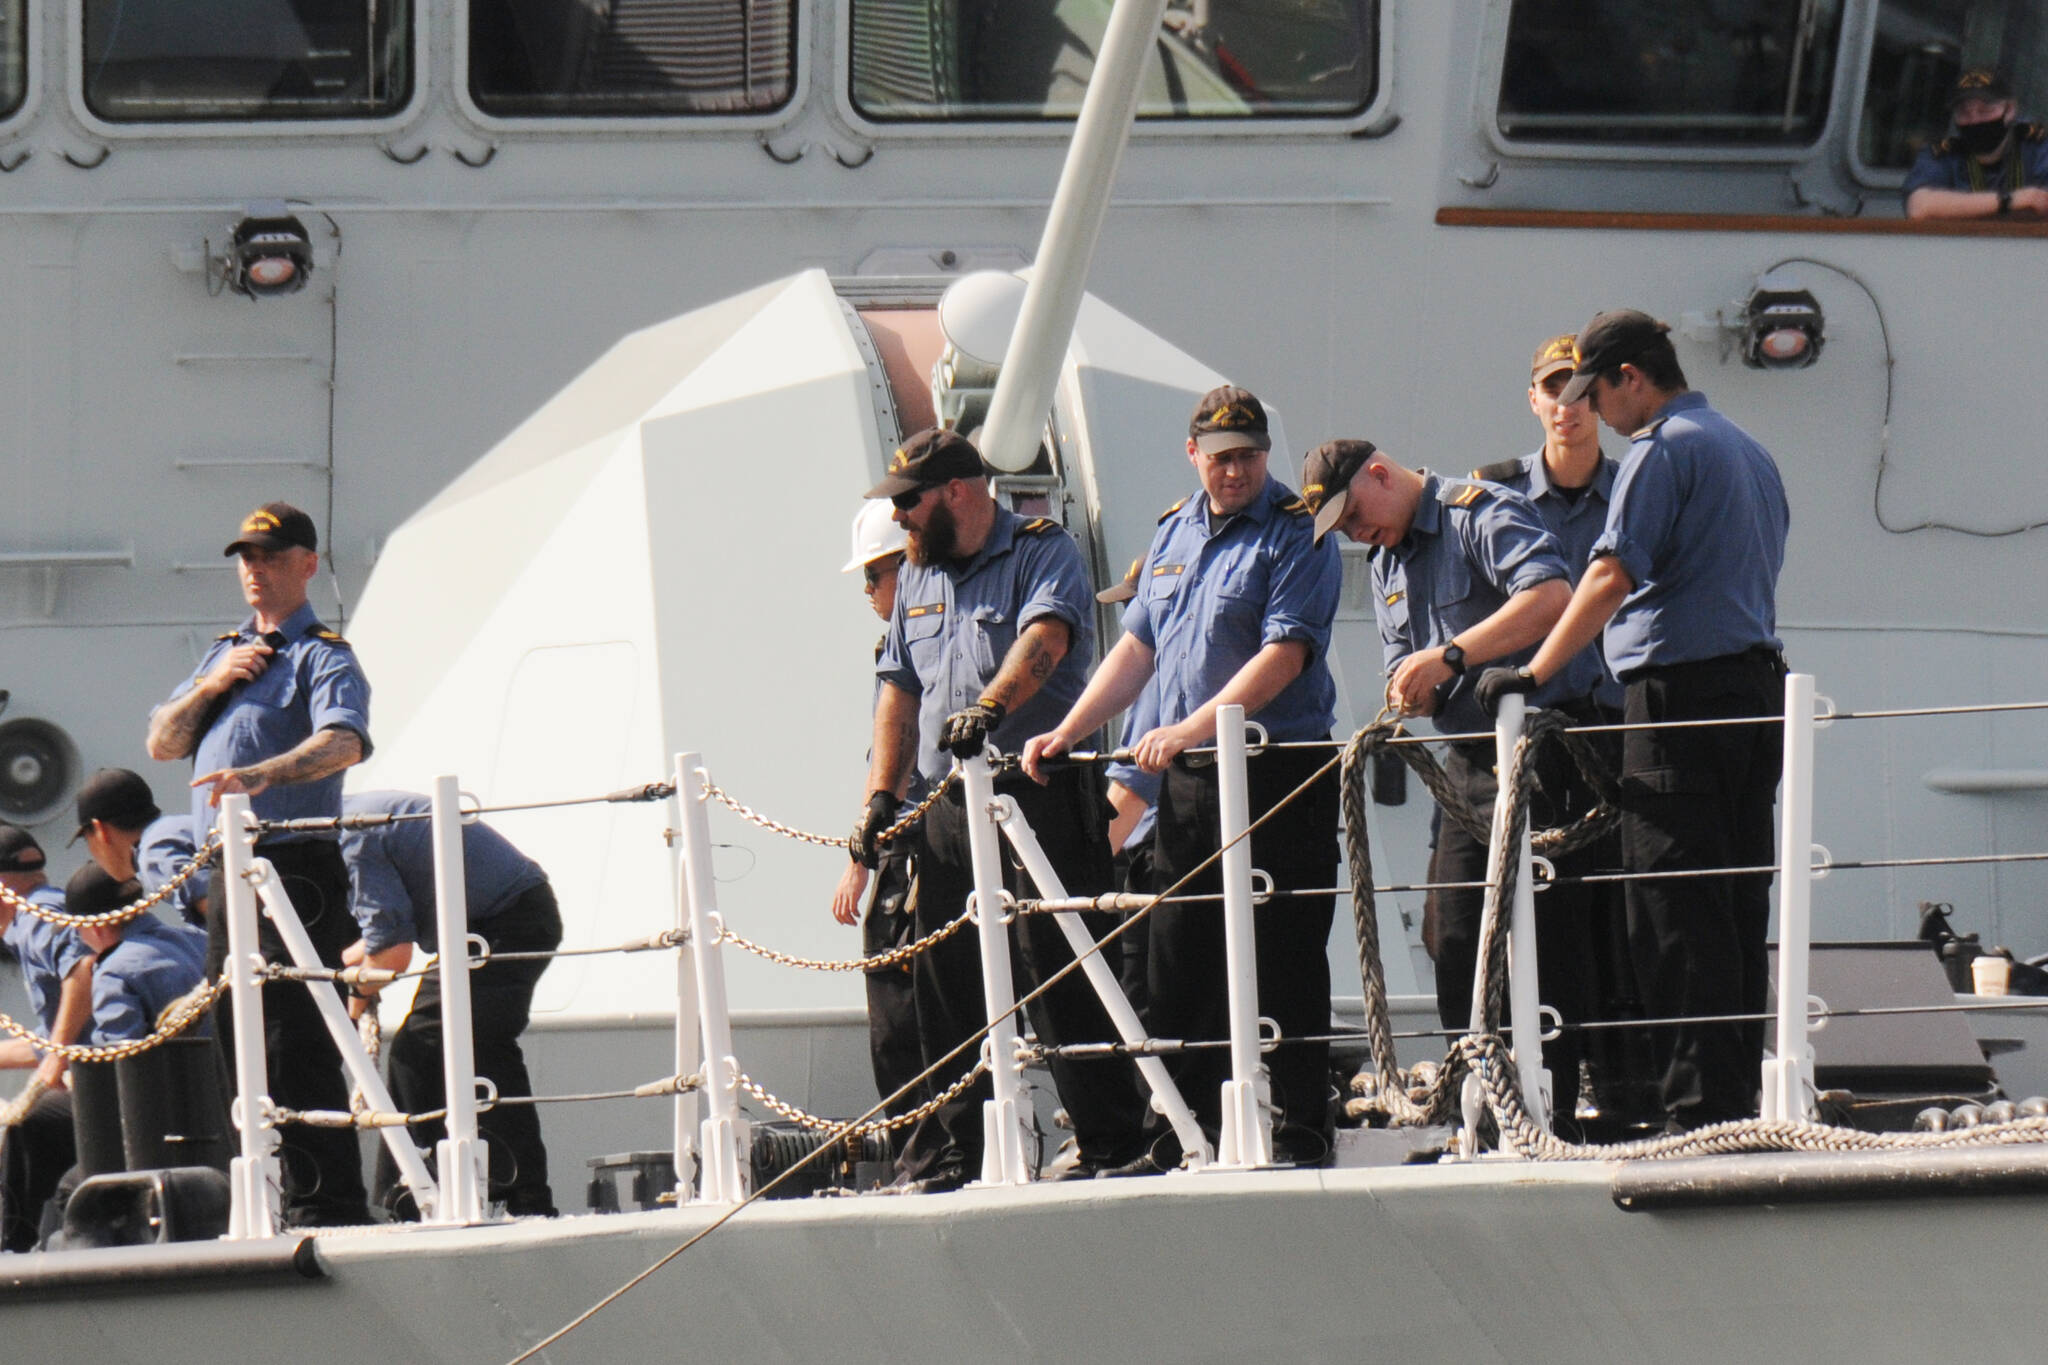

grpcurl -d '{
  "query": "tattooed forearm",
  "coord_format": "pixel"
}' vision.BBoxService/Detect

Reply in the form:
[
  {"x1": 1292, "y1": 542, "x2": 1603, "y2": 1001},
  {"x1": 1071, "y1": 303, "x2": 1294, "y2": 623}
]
[
  {"x1": 984, "y1": 620, "x2": 1072, "y2": 712},
  {"x1": 248, "y1": 728, "x2": 364, "y2": 789},
  {"x1": 145, "y1": 690, "x2": 217, "y2": 761}
]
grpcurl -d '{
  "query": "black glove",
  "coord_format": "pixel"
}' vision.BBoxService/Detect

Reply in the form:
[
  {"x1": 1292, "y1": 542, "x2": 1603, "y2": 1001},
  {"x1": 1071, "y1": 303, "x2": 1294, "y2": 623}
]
[
  {"x1": 941, "y1": 698, "x2": 1007, "y2": 759},
  {"x1": 1473, "y1": 665, "x2": 1538, "y2": 718},
  {"x1": 848, "y1": 790, "x2": 900, "y2": 869}
]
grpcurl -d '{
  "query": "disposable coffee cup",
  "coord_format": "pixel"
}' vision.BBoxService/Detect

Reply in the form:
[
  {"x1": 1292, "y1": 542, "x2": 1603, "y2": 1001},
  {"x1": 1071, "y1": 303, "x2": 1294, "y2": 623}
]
[{"x1": 1973, "y1": 955, "x2": 2012, "y2": 996}]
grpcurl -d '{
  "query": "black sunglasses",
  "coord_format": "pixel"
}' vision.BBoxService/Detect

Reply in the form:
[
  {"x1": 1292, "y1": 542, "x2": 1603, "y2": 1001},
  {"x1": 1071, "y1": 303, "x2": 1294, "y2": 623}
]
[
  {"x1": 890, "y1": 486, "x2": 930, "y2": 512},
  {"x1": 863, "y1": 557, "x2": 899, "y2": 587}
]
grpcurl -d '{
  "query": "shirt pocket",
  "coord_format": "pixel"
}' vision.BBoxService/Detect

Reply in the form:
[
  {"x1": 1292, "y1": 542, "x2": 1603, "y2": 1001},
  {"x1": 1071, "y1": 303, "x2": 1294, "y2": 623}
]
[
  {"x1": 240, "y1": 651, "x2": 301, "y2": 712},
  {"x1": 1208, "y1": 561, "x2": 1268, "y2": 647},
  {"x1": 968, "y1": 606, "x2": 1014, "y2": 679},
  {"x1": 1431, "y1": 557, "x2": 1476, "y2": 639},
  {"x1": 903, "y1": 605, "x2": 947, "y2": 672}
]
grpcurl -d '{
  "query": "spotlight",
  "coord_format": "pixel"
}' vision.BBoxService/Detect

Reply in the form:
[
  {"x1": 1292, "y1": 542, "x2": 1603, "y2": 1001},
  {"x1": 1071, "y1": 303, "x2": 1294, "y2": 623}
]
[
  {"x1": 222, "y1": 201, "x2": 312, "y2": 298},
  {"x1": 1740, "y1": 270, "x2": 1824, "y2": 370}
]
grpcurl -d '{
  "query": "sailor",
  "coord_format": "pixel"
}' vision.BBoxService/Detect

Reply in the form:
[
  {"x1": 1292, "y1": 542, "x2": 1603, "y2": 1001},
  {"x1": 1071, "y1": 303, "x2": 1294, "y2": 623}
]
[
  {"x1": 1300, "y1": 440, "x2": 1574, "y2": 1102},
  {"x1": 73, "y1": 767, "x2": 208, "y2": 926},
  {"x1": 857, "y1": 427, "x2": 1143, "y2": 1189},
  {"x1": 64, "y1": 865, "x2": 209, "y2": 1045},
  {"x1": 1022, "y1": 387, "x2": 1343, "y2": 1169},
  {"x1": 1478, "y1": 309, "x2": 1790, "y2": 1132},
  {"x1": 144, "y1": 500, "x2": 373, "y2": 1227},
  {"x1": 1904, "y1": 69, "x2": 2048, "y2": 220},
  {"x1": 829, "y1": 499, "x2": 927, "y2": 1124},
  {"x1": 1096, "y1": 557, "x2": 1157, "y2": 1019},
  {"x1": 0, "y1": 825, "x2": 92, "y2": 1250},
  {"x1": 339, "y1": 790, "x2": 562, "y2": 1218}
]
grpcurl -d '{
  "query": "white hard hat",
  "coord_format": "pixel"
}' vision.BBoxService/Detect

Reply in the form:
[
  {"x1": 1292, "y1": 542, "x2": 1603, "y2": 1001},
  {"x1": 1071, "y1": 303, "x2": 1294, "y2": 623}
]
[{"x1": 842, "y1": 498, "x2": 909, "y2": 573}]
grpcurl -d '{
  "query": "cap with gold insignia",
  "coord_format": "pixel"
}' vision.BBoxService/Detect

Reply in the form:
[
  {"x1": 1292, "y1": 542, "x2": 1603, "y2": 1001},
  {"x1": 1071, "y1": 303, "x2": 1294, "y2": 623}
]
[
  {"x1": 1189, "y1": 385, "x2": 1272, "y2": 457},
  {"x1": 1951, "y1": 68, "x2": 2012, "y2": 109},
  {"x1": 1096, "y1": 556, "x2": 1144, "y2": 604},
  {"x1": 1300, "y1": 438, "x2": 1378, "y2": 545},
  {"x1": 1530, "y1": 333, "x2": 1577, "y2": 384},
  {"x1": 1555, "y1": 310, "x2": 1671, "y2": 408},
  {"x1": 864, "y1": 427, "x2": 987, "y2": 500},
  {"x1": 223, "y1": 501, "x2": 318, "y2": 556}
]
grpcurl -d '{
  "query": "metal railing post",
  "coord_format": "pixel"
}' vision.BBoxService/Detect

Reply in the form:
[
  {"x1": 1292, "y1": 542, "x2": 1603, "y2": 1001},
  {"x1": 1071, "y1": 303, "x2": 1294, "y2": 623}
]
[
  {"x1": 1763, "y1": 672, "x2": 1819, "y2": 1122},
  {"x1": 995, "y1": 806, "x2": 1213, "y2": 1170},
  {"x1": 675, "y1": 754, "x2": 746, "y2": 1203},
  {"x1": 429, "y1": 776, "x2": 488, "y2": 1222},
  {"x1": 667, "y1": 767, "x2": 703, "y2": 1205},
  {"x1": 958, "y1": 750, "x2": 1031, "y2": 1186},
  {"x1": 1213, "y1": 704, "x2": 1273, "y2": 1170},
  {"x1": 218, "y1": 795, "x2": 280, "y2": 1241}
]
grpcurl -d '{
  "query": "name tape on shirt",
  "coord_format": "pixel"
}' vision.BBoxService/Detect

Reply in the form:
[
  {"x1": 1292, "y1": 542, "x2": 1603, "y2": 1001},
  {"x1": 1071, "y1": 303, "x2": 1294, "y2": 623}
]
[{"x1": 905, "y1": 603, "x2": 946, "y2": 620}]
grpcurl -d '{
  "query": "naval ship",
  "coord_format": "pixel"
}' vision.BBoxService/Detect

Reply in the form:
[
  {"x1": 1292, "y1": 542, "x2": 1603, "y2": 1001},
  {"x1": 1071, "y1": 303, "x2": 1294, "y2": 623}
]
[{"x1": 4, "y1": 0, "x2": 2048, "y2": 1359}]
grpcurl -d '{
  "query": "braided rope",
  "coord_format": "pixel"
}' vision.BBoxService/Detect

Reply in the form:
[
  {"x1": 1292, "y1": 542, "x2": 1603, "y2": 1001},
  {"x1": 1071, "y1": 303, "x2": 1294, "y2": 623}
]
[
  {"x1": 736, "y1": 1060, "x2": 988, "y2": 1139},
  {"x1": 0, "y1": 975, "x2": 228, "y2": 1065},
  {"x1": 699, "y1": 770, "x2": 957, "y2": 851},
  {"x1": 719, "y1": 909, "x2": 974, "y2": 974},
  {"x1": 0, "y1": 1075, "x2": 49, "y2": 1128},
  {"x1": 0, "y1": 833, "x2": 224, "y2": 931}
]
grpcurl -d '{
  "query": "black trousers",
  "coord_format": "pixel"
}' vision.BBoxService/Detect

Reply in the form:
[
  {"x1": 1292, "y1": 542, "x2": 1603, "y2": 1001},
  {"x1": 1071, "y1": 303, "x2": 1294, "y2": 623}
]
[
  {"x1": 0, "y1": 1089, "x2": 73, "y2": 1251},
  {"x1": 1112, "y1": 839, "x2": 1156, "y2": 1029},
  {"x1": 1619, "y1": 649, "x2": 1786, "y2": 1127},
  {"x1": 862, "y1": 848, "x2": 927, "y2": 1124},
  {"x1": 1150, "y1": 746, "x2": 1339, "y2": 1157},
  {"x1": 376, "y1": 882, "x2": 562, "y2": 1218},
  {"x1": 205, "y1": 838, "x2": 368, "y2": 1226},
  {"x1": 895, "y1": 766, "x2": 1145, "y2": 1181}
]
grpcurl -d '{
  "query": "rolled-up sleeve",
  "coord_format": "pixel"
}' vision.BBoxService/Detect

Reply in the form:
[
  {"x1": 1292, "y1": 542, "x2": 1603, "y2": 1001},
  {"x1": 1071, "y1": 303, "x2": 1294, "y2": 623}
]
[
  {"x1": 343, "y1": 833, "x2": 416, "y2": 953},
  {"x1": 1261, "y1": 526, "x2": 1340, "y2": 658},
  {"x1": 875, "y1": 597, "x2": 919, "y2": 696},
  {"x1": 1592, "y1": 448, "x2": 1682, "y2": 589},
  {"x1": 308, "y1": 646, "x2": 374, "y2": 757},
  {"x1": 1472, "y1": 504, "x2": 1569, "y2": 599},
  {"x1": 1014, "y1": 534, "x2": 1092, "y2": 636}
]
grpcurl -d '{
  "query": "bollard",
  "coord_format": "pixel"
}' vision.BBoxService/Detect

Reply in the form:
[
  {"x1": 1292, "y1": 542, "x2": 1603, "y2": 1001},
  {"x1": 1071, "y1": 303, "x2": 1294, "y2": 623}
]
[
  {"x1": 1213, "y1": 705, "x2": 1273, "y2": 1170},
  {"x1": 428, "y1": 777, "x2": 489, "y2": 1222},
  {"x1": 218, "y1": 795, "x2": 280, "y2": 1241},
  {"x1": 958, "y1": 750, "x2": 1031, "y2": 1186},
  {"x1": 1762, "y1": 673, "x2": 1820, "y2": 1122},
  {"x1": 675, "y1": 754, "x2": 747, "y2": 1203}
]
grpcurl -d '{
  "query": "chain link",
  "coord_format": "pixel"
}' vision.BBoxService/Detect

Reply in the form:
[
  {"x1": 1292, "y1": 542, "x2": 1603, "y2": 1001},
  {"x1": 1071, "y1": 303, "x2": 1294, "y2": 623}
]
[
  {"x1": 735, "y1": 1060, "x2": 988, "y2": 1139},
  {"x1": 698, "y1": 770, "x2": 959, "y2": 851},
  {"x1": 0, "y1": 832, "x2": 225, "y2": 931},
  {"x1": 0, "y1": 975, "x2": 227, "y2": 1065},
  {"x1": 718, "y1": 909, "x2": 973, "y2": 974}
]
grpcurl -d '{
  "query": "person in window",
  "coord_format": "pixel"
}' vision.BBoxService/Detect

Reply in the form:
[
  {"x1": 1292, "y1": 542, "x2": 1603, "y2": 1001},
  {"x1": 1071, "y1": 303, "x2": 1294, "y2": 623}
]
[{"x1": 1904, "y1": 69, "x2": 2048, "y2": 220}]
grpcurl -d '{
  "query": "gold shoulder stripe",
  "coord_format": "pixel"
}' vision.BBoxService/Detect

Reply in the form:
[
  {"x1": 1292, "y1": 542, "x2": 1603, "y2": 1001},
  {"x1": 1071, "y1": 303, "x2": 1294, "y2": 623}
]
[
  {"x1": 2025, "y1": 122, "x2": 2047, "y2": 143},
  {"x1": 1021, "y1": 516, "x2": 1059, "y2": 535},
  {"x1": 1278, "y1": 496, "x2": 1309, "y2": 516},
  {"x1": 1158, "y1": 496, "x2": 1188, "y2": 523},
  {"x1": 312, "y1": 628, "x2": 352, "y2": 647},
  {"x1": 1447, "y1": 483, "x2": 1486, "y2": 508},
  {"x1": 215, "y1": 631, "x2": 239, "y2": 642}
]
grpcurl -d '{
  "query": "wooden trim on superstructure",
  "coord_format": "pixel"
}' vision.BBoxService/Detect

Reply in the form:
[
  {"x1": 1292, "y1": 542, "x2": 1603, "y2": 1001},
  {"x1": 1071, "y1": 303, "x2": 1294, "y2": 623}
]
[{"x1": 1434, "y1": 206, "x2": 2048, "y2": 238}]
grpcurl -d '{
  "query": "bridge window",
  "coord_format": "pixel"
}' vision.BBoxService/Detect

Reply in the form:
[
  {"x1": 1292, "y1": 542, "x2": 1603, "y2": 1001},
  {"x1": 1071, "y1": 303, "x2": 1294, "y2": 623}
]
[
  {"x1": 1858, "y1": 0, "x2": 2048, "y2": 171},
  {"x1": 848, "y1": 0, "x2": 1378, "y2": 122},
  {"x1": 1496, "y1": 0, "x2": 1845, "y2": 146},
  {"x1": 468, "y1": 0, "x2": 796, "y2": 117},
  {"x1": 82, "y1": 0, "x2": 413, "y2": 122},
  {"x1": 0, "y1": 2, "x2": 19, "y2": 119}
]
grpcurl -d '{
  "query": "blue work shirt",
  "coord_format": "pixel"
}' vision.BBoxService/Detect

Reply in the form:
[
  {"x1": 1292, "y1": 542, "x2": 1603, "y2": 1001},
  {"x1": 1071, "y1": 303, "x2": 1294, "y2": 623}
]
[
  {"x1": 1591, "y1": 392, "x2": 1789, "y2": 676},
  {"x1": 1372, "y1": 474, "x2": 1571, "y2": 738},
  {"x1": 1105, "y1": 680, "x2": 1162, "y2": 851},
  {"x1": 1902, "y1": 124, "x2": 2048, "y2": 203},
  {"x1": 139, "y1": 813, "x2": 207, "y2": 925},
  {"x1": 1474, "y1": 452, "x2": 1624, "y2": 710},
  {"x1": 4, "y1": 884, "x2": 91, "y2": 1040},
  {"x1": 1122, "y1": 478, "x2": 1341, "y2": 743},
  {"x1": 91, "y1": 915, "x2": 210, "y2": 1044},
  {"x1": 157, "y1": 600, "x2": 372, "y2": 844},
  {"x1": 340, "y1": 791, "x2": 549, "y2": 954},
  {"x1": 878, "y1": 507, "x2": 1095, "y2": 787}
]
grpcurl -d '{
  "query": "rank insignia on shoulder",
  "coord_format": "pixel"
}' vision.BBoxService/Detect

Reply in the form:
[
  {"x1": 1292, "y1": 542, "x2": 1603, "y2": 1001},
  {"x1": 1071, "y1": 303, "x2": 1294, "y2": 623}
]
[
  {"x1": 1278, "y1": 496, "x2": 1309, "y2": 516},
  {"x1": 2024, "y1": 122, "x2": 2046, "y2": 143},
  {"x1": 1020, "y1": 517, "x2": 1059, "y2": 535},
  {"x1": 311, "y1": 627, "x2": 351, "y2": 647},
  {"x1": 1384, "y1": 590, "x2": 1403, "y2": 605},
  {"x1": 214, "y1": 631, "x2": 239, "y2": 642},
  {"x1": 1158, "y1": 497, "x2": 1188, "y2": 523},
  {"x1": 1443, "y1": 481, "x2": 1488, "y2": 509},
  {"x1": 905, "y1": 603, "x2": 945, "y2": 620},
  {"x1": 1471, "y1": 459, "x2": 1524, "y2": 484}
]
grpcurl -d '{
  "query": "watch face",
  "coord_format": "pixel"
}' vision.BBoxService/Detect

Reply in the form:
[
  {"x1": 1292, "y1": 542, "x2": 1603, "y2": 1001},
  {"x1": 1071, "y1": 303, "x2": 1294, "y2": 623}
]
[{"x1": 1444, "y1": 643, "x2": 1465, "y2": 672}]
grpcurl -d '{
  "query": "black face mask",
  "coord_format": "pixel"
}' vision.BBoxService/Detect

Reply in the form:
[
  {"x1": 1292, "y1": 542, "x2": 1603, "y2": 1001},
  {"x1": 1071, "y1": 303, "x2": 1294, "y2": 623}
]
[{"x1": 1957, "y1": 118, "x2": 2011, "y2": 158}]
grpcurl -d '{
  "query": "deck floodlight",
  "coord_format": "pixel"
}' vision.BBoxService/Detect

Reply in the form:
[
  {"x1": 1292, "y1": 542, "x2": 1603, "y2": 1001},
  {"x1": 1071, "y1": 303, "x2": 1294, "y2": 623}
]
[
  {"x1": 1740, "y1": 271, "x2": 1824, "y2": 370},
  {"x1": 223, "y1": 202, "x2": 313, "y2": 298}
]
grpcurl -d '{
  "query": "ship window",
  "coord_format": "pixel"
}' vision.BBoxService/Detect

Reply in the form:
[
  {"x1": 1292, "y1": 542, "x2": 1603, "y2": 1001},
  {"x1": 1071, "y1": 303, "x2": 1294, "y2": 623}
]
[
  {"x1": 468, "y1": 0, "x2": 797, "y2": 117},
  {"x1": 1496, "y1": 0, "x2": 1845, "y2": 146},
  {"x1": 1858, "y1": 0, "x2": 2048, "y2": 171},
  {"x1": 0, "y1": 1, "x2": 20, "y2": 120},
  {"x1": 82, "y1": 0, "x2": 413, "y2": 122},
  {"x1": 848, "y1": 0, "x2": 1378, "y2": 122}
]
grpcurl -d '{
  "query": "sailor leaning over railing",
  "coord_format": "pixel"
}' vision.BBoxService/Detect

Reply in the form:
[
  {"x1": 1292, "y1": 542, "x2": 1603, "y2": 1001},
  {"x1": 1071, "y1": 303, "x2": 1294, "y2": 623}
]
[{"x1": 0, "y1": 825, "x2": 91, "y2": 1249}]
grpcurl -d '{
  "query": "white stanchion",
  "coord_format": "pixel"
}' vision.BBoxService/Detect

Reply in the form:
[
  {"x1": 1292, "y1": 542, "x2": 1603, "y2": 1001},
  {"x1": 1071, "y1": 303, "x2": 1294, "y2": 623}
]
[
  {"x1": 1762, "y1": 672, "x2": 1820, "y2": 1122},
  {"x1": 666, "y1": 765, "x2": 704, "y2": 1205},
  {"x1": 1213, "y1": 705, "x2": 1273, "y2": 1170},
  {"x1": 219, "y1": 795, "x2": 281, "y2": 1241},
  {"x1": 675, "y1": 754, "x2": 747, "y2": 1204},
  {"x1": 995, "y1": 807, "x2": 1213, "y2": 1170},
  {"x1": 427, "y1": 777, "x2": 489, "y2": 1222},
  {"x1": 958, "y1": 750, "x2": 1031, "y2": 1186},
  {"x1": 1499, "y1": 695, "x2": 1551, "y2": 1137}
]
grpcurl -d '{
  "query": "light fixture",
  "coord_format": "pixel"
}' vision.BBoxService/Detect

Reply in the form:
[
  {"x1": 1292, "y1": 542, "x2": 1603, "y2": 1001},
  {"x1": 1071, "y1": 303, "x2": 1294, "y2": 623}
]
[
  {"x1": 221, "y1": 201, "x2": 313, "y2": 298},
  {"x1": 1739, "y1": 270, "x2": 1824, "y2": 370}
]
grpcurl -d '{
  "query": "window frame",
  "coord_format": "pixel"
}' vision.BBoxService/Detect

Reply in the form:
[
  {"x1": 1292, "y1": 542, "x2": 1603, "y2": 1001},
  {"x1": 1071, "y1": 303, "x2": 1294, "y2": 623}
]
[
  {"x1": 1842, "y1": 0, "x2": 1964, "y2": 189},
  {"x1": 0, "y1": 0, "x2": 38, "y2": 141},
  {"x1": 451, "y1": 0, "x2": 809, "y2": 134},
  {"x1": 831, "y1": 0, "x2": 1395, "y2": 142},
  {"x1": 1475, "y1": 0, "x2": 1850, "y2": 165},
  {"x1": 67, "y1": 0, "x2": 429, "y2": 138}
]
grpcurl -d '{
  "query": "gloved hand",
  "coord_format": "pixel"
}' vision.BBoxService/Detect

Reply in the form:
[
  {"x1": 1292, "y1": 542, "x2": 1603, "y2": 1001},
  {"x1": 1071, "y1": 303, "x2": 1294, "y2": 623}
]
[
  {"x1": 941, "y1": 698, "x2": 1007, "y2": 758},
  {"x1": 848, "y1": 790, "x2": 900, "y2": 869},
  {"x1": 1473, "y1": 665, "x2": 1538, "y2": 718}
]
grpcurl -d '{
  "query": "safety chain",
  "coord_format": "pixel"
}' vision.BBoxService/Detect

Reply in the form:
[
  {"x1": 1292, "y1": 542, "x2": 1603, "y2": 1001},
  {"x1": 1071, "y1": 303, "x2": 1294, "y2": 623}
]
[
  {"x1": 0, "y1": 974, "x2": 228, "y2": 1066},
  {"x1": 698, "y1": 769, "x2": 959, "y2": 851},
  {"x1": 735, "y1": 1059, "x2": 988, "y2": 1139},
  {"x1": 0, "y1": 832, "x2": 225, "y2": 931},
  {"x1": 718, "y1": 909, "x2": 974, "y2": 974}
]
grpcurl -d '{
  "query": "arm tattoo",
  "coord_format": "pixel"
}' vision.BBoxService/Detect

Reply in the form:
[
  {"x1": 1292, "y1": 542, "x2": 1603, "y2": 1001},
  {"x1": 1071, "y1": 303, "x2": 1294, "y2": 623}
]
[
  {"x1": 985, "y1": 620, "x2": 1071, "y2": 711},
  {"x1": 251, "y1": 728, "x2": 364, "y2": 788},
  {"x1": 146, "y1": 688, "x2": 220, "y2": 761}
]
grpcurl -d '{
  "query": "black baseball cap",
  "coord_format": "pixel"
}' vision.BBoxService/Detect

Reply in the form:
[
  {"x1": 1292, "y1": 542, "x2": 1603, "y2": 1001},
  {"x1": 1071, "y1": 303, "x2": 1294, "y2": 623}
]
[
  {"x1": 224, "y1": 502, "x2": 319, "y2": 556},
  {"x1": 864, "y1": 428, "x2": 987, "y2": 500},
  {"x1": 73, "y1": 768, "x2": 161, "y2": 844},
  {"x1": 1189, "y1": 386, "x2": 1272, "y2": 456},
  {"x1": 64, "y1": 864, "x2": 140, "y2": 922},
  {"x1": 0, "y1": 823, "x2": 45, "y2": 874},
  {"x1": 1556, "y1": 311, "x2": 1672, "y2": 407},
  {"x1": 1097, "y1": 556, "x2": 1144, "y2": 604},
  {"x1": 1951, "y1": 68, "x2": 2012, "y2": 110},
  {"x1": 1301, "y1": 439, "x2": 1379, "y2": 545}
]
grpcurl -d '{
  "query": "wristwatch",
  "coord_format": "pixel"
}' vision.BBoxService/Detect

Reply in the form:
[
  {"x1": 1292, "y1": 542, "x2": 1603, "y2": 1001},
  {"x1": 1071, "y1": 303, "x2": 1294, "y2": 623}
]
[
  {"x1": 1998, "y1": 187, "x2": 2014, "y2": 216},
  {"x1": 1442, "y1": 641, "x2": 1468, "y2": 675}
]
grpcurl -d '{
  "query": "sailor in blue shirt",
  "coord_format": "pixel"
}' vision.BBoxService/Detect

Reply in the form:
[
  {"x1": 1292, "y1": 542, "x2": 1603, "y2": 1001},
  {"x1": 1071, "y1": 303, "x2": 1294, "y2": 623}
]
[
  {"x1": 1904, "y1": 69, "x2": 2048, "y2": 220},
  {"x1": 339, "y1": 790, "x2": 562, "y2": 1218},
  {"x1": 72, "y1": 767, "x2": 208, "y2": 928},
  {"x1": 139, "y1": 815, "x2": 207, "y2": 926},
  {"x1": 857, "y1": 427, "x2": 1142, "y2": 1189},
  {"x1": 1484, "y1": 311, "x2": 1790, "y2": 1131},
  {"x1": 65, "y1": 865, "x2": 209, "y2": 1044},
  {"x1": 1024, "y1": 387, "x2": 1344, "y2": 1167},
  {"x1": 144, "y1": 501, "x2": 372, "y2": 1227},
  {"x1": 1096, "y1": 559, "x2": 1160, "y2": 1021}
]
